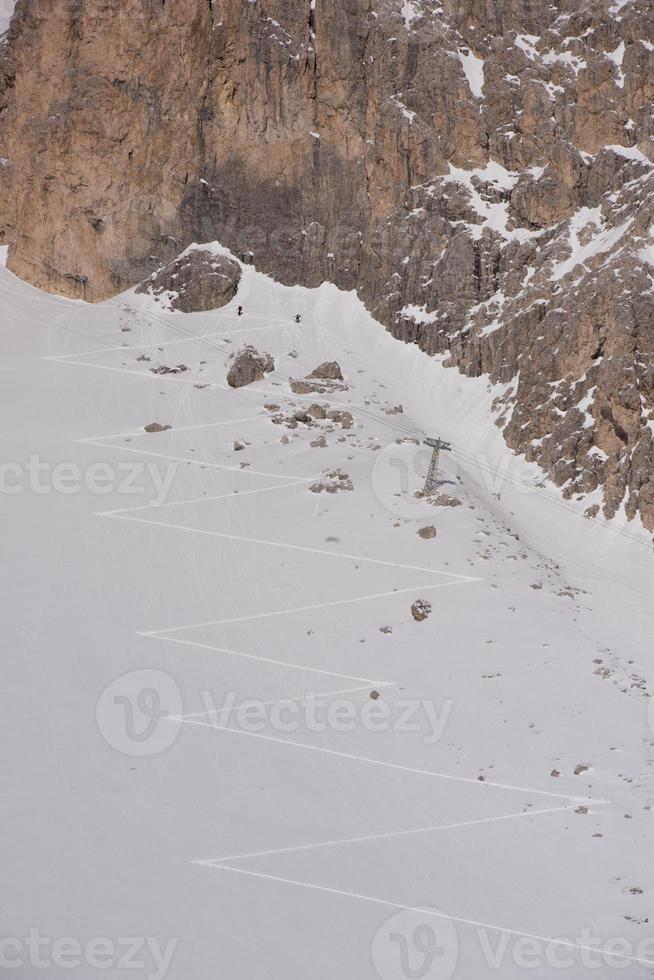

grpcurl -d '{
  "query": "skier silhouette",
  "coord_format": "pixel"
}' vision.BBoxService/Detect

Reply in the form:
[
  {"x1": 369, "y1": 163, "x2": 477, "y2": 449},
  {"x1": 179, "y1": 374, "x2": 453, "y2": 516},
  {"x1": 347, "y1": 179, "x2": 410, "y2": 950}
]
[
  {"x1": 237, "y1": 305, "x2": 243, "y2": 317},
  {"x1": 295, "y1": 313, "x2": 301, "y2": 324}
]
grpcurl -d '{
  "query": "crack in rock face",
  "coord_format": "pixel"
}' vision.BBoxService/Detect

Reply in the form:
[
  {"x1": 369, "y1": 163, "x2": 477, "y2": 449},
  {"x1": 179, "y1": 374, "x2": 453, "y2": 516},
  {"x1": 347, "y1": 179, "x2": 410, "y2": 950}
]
[{"x1": 1, "y1": 0, "x2": 654, "y2": 528}]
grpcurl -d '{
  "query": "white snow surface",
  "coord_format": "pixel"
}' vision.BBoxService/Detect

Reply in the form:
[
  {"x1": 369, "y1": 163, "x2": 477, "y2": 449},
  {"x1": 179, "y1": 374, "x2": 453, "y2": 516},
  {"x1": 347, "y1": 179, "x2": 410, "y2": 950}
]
[
  {"x1": 607, "y1": 40, "x2": 626, "y2": 86},
  {"x1": 551, "y1": 206, "x2": 633, "y2": 281},
  {"x1": 2, "y1": 249, "x2": 654, "y2": 978},
  {"x1": 389, "y1": 93, "x2": 416, "y2": 123},
  {"x1": 605, "y1": 142, "x2": 653, "y2": 164},
  {"x1": 0, "y1": 0, "x2": 15, "y2": 33},
  {"x1": 439, "y1": 162, "x2": 539, "y2": 243},
  {"x1": 457, "y1": 47, "x2": 485, "y2": 99},
  {"x1": 401, "y1": 1, "x2": 419, "y2": 30},
  {"x1": 399, "y1": 302, "x2": 440, "y2": 324}
]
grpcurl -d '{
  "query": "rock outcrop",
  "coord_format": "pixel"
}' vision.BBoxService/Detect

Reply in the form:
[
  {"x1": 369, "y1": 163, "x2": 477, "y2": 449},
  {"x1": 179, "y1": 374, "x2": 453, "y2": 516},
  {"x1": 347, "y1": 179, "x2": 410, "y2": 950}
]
[
  {"x1": 309, "y1": 361, "x2": 344, "y2": 382},
  {"x1": 227, "y1": 346, "x2": 274, "y2": 388},
  {"x1": 1, "y1": 0, "x2": 654, "y2": 528},
  {"x1": 136, "y1": 246, "x2": 241, "y2": 312}
]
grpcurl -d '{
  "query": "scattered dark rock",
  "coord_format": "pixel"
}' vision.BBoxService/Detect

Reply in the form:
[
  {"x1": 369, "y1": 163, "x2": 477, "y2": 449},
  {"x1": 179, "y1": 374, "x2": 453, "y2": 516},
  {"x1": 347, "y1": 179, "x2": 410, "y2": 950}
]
[
  {"x1": 418, "y1": 525, "x2": 437, "y2": 539},
  {"x1": 290, "y1": 377, "x2": 348, "y2": 395},
  {"x1": 270, "y1": 404, "x2": 352, "y2": 431},
  {"x1": 411, "y1": 599, "x2": 432, "y2": 622},
  {"x1": 144, "y1": 422, "x2": 172, "y2": 433},
  {"x1": 326, "y1": 409, "x2": 354, "y2": 429},
  {"x1": 309, "y1": 469, "x2": 353, "y2": 493},
  {"x1": 150, "y1": 363, "x2": 188, "y2": 375}
]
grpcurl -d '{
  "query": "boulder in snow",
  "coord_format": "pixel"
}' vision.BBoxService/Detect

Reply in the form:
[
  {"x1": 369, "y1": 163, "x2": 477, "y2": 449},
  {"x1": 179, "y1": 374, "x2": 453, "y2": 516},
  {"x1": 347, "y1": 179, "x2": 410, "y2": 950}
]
[
  {"x1": 431, "y1": 493, "x2": 462, "y2": 508},
  {"x1": 411, "y1": 599, "x2": 432, "y2": 622},
  {"x1": 310, "y1": 361, "x2": 343, "y2": 381},
  {"x1": 326, "y1": 409, "x2": 354, "y2": 429},
  {"x1": 137, "y1": 248, "x2": 241, "y2": 312},
  {"x1": 227, "y1": 346, "x2": 275, "y2": 388}
]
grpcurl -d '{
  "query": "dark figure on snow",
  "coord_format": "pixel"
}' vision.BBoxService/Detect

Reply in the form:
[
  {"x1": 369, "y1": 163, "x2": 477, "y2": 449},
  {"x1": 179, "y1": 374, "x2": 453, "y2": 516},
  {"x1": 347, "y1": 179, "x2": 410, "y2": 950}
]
[
  {"x1": 295, "y1": 313, "x2": 301, "y2": 324},
  {"x1": 237, "y1": 306, "x2": 243, "y2": 317}
]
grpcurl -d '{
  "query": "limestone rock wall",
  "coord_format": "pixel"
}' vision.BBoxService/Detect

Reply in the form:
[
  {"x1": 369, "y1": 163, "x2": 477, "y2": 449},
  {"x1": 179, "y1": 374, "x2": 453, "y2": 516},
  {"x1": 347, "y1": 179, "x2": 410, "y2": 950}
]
[{"x1": 1, "y1": 0, "x2": 654, "y2": 529}]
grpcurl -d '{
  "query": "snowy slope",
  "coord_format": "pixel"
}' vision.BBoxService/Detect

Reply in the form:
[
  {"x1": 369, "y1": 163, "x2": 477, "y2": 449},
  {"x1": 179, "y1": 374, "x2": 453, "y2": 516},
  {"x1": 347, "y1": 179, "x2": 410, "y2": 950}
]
[
  {"x1": 0, "y1": 0, "x2": 15, "y2": 34},
  {"x1": 2, "y1": 249, "x2": 654, "y2": 978}
]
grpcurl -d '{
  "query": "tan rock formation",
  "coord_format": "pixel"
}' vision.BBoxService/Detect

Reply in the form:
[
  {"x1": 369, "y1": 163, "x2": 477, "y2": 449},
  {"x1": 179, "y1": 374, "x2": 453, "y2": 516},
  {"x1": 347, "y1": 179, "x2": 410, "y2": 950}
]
[{"x1": 1, "y1": 0, "x2": 654, "y2": 527}]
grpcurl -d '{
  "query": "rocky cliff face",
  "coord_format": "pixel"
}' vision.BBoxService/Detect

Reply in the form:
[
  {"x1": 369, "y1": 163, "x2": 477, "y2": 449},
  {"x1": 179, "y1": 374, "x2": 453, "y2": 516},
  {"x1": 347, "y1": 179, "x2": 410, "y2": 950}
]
[{"x1": 1, "y1": 0, "x2": 654, "y2": 529}]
